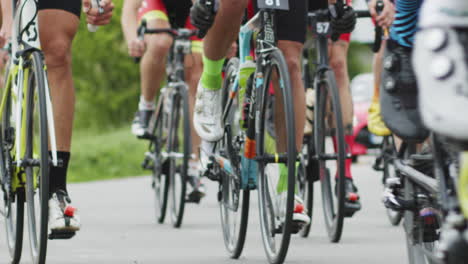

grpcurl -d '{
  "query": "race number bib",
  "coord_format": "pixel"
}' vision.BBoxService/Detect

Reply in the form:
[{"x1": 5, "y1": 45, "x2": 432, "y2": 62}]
[{"x1": 257, "y1": 0, "x2": 289, "y2": 10}]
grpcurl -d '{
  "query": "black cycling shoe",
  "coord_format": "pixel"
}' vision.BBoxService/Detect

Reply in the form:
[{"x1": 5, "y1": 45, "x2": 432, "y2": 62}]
[
  {"x1": 186, "y1": 176, "x2": 206, "y2": 203},
  {"x1": 131, "y1": 110, "x2": 154, "y2": 138},
  {"x1": 380, "y1": 39, "x2": 429, "y2": 142},
  {"x1": 343, "y1": 178, "x2": 361, "y2": 217}
]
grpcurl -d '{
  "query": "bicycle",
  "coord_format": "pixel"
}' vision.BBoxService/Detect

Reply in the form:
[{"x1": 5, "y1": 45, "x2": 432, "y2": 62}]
[
  {"x1": 0, "y1": 0, "x2": 60, "y2": 263},
  {"x1": 139, "y1": 20, "x2": 197, "y2": 228},
  {"x1": 298, "y1": 1, "x2": 389, "y2": 240},
  {"x1": 202, "y1": 1, "x2": 298, "y2": 263}
]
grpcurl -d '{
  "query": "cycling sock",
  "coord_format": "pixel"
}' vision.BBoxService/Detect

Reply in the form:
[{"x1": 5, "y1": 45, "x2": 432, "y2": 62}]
[
  {"x1": 276, "y1": 163, "x2": 299, "y2": 194},
  {"x1": 200, "y1": 56, "x2": 225, "y2": 90},
  {"x1": 49, "y1": 151, "x2": 70, "y2": 197},
  {"x1": 138, "y1": 96, "x2": 156, "y2": 111}
]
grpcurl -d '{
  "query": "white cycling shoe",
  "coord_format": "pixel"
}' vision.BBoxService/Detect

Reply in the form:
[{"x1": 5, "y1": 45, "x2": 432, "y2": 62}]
[
  {"x1": 49, "y1": 190, "x2": 80, "y2": 233},
  {"x1": 193, "y1": 83, "x2": 224, "y2": 142}
]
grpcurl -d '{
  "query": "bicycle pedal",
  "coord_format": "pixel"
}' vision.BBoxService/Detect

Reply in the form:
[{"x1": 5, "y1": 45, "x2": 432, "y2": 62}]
[
  {"x1": 185, "y1": 191, "x2": 204, "y2": 204},
  {"x1": 344, "y1": 201, "x2": 361, "y2": 217},
  {"x1": 48, "y1": 229, "x2": 76, "y2": 240},
  {"x1": 291, "y1": 221, "x2": 305, "y2": 234}
]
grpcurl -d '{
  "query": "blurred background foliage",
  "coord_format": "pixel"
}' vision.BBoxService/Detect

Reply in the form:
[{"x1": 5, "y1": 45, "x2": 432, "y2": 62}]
[
  {"x1": 68, "y1": 0, "x2": 372, "y2": 181},
  {"x1": 72, "y1": 0, "x2": 139, "y2": 131}
]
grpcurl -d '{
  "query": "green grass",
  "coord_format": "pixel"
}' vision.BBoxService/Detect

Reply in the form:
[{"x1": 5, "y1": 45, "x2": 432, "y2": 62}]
[{"x1": 68, "y1": 126, "x2": 148, "y2": 182}]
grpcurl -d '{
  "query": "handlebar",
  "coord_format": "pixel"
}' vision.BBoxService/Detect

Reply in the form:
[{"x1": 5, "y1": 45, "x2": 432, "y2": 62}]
[
  {"x1": 372, "y1": 0, "x2": 385, "y2": 52},
  {"x1": 133, "y1": 20, "x2": 199, "y2": 63}
]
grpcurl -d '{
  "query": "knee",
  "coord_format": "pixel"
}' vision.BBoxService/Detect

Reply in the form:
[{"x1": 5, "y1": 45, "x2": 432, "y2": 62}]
[
  {"x1": 42, "y1": 39, "x2": 72, "y2": 68},
  {"x1": 145, "y1": 35, "x2": 172, "y2": 58},
  {"x1": 285, "y1": 56, "x2": 301, "y2": 79},
  {"x1": 330, "y1": 56, "x2": 347, "y2": 78}
]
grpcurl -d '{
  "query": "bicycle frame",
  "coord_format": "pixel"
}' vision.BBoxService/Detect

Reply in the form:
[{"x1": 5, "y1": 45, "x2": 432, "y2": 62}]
[
  {"x1": 0, "y1": 0, "x2": 58, "y2": 170},
  {"x1": 210, "y1": 9, "x2": 281, "y2": 190},
  {"x1": 144, "y1": 28, "x2": 195, "y2": 162}
]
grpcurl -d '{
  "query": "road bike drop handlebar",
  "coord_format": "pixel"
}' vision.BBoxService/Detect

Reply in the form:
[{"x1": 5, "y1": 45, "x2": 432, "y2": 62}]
[
  {"x1": 133, "y1": 19, "x2": 199, "y2": 63},
  {"x1": 354, "y1": 0, "x2": 388, "y2": 52}
]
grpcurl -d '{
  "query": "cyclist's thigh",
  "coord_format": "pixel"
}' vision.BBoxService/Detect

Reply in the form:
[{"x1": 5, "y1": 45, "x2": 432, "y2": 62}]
[
  {"x1": 38, "y1": 0, "x2": 81, "y2": 19},
  {"x1": 138, "y1": 0, "x2": 173, "y2": 49},
  {"x1": 38, "y1": 10, "x2": 79, "y2": 66}
]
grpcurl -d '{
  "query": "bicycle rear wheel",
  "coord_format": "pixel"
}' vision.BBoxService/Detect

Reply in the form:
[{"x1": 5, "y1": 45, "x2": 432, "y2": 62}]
[
  {"x1": 256, "y1": 50, "x2": 296, "y2": 264},
  {"x1": 0, "y1": 63, "x2": 25, "y2": 264},
  {"x1": 168, "y1": 90, "x2": 189, "y2": 228},
  {"x1": 314, "y1": 70, "x2": 346, "y2": 243},
  {"x1": 24, "y1": 51, "x2": 50, "y2": 264},
  {"x1": 151, "y1": 98, "x2": 170, "y2": 224},
  {"x1": 219, "y1": 58, "x2": 250, "y2": 259}
]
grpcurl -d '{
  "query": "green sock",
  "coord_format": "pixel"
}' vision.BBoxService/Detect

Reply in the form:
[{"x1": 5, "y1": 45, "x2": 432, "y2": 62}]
[
  {"x1": 276, "y1": 163, "x2": 299, "y2": 194},
  {"x1": 201, "y1": 56, "x2": 225, "y2": 90}
]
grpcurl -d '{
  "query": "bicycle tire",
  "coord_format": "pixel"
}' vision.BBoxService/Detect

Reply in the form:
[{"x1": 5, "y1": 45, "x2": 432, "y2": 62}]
[
  {"x1": 256, "y1": 49, "x2": 296, "y2": 264},
  {"x1": 168, "y1": 89, "x2": 189, "y2": 228},
  {"x1": 24, "y1": 51, "x2": 50, "y2": 264},
  {"x1": 382, "y1": 136, "x2": 403, "y2": 226},
  {"x1": 0, "y1": 62, "x2": 25, "y2": 264},
  {"x1": 314, "y1": 70, "x2": 346, "y2": 243},
  {"x1": 219, "y1": 58, "x2": 250, "y2": 259},
  {"x1": 151, "y1": 98, "x2": 170, "y2": 224}
]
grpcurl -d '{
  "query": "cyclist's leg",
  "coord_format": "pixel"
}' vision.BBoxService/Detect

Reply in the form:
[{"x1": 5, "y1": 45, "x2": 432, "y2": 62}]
[
  {"x1": 368, "y1": 40, "x2": 391, "y2": 136},
  {"x1": 276, "y1": 41, "x2": 305, "y2": 153},
  {"x1": 38, "y1": 8, "x2": 80, "y2": 231},
  {"x1": 193, "y1": 0, "x2": 248, "y2": 142},
  {"x1": 380, "y1": 0, "x2": 428, "y2": 141},
  {"x1": 273, "y1": 0, "x2": 310, "y2": 225},
  {"x1": 132, "y1": 0, "x2": 173, "y2": 136},
  {"x1": 329, "y1": 36, "x2": 361, "y2": 210},
  {"x1": 184, "y1": 15, "x2": 205, "y2": 199}
]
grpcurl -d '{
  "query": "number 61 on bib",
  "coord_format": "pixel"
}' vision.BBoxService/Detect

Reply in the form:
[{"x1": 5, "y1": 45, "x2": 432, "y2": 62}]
[{"x1": 257, "y1": 0, "x2": 289, "y2": 10}]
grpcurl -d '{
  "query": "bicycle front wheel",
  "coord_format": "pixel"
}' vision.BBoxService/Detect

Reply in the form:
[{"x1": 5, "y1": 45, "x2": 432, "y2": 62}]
[
  {"x1": 0, "y1": 62, "x2": 25, "y2": 264},
  {"x1": 151, "y1": 99, "x2": 170, "y2": 224},
  {"x1": 256, "y1": 49, "x2": 296, "y2": 264},
  {"x1": 219, "y1": 57, "x2": 250, "y2": 259},
  {"x1": 168, "y1": 89, "x2": 189, "y2": 228},
  {"x1": 382, "y1": 136, "x2": 402, "y2": 226},
  {"x1": 24, "y1": 51, "x2": 50, "y2": 264},
  {"x1": 314, "y1": 70, "x2": 346, "y2": 243}
]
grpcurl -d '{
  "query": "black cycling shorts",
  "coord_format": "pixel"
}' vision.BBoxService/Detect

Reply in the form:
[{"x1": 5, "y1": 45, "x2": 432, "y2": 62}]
[
  {"x1": 38, "y1": 0, "x2": 82, "y2": 18},
  {"x1": 250, "y1": 0, "x2": 307, "y2": 44},
  {"x1": 308, "y1": 0, "x2": 328, "y2": 11}
]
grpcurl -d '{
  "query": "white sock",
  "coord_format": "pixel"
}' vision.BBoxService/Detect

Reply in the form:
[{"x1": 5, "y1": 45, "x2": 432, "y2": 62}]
[{"x1": 138, "y1": 96, "x2": 156, "y2": 111}]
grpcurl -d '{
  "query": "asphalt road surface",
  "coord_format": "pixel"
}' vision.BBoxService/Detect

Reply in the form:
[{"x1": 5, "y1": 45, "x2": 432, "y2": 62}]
[{"x1": 0, "y1": 156, "x2": 408, "y2": 264}]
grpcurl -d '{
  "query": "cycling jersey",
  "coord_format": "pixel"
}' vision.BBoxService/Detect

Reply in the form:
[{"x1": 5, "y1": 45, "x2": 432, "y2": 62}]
[
  {"x1": 138, "y1": 0, "x2": 202, "y2": 43},
  {"x1": 38, "y1": 0, "x2": 82, "y2": 18},
  {"x1": 390, "y1": 0, "x2": 423, "y2": 48},
  {"x1": 308, "y1": 0, "x2": 352, "y2": 42}
]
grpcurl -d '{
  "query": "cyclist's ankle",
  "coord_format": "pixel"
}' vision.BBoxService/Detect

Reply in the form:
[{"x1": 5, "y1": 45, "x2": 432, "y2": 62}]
[
  {"x1": 138, "y1": 96, "x2": 155, "y2": 111},
  {"x1": 200, "y1": 56, "x2": 225, "y2": 90}
]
